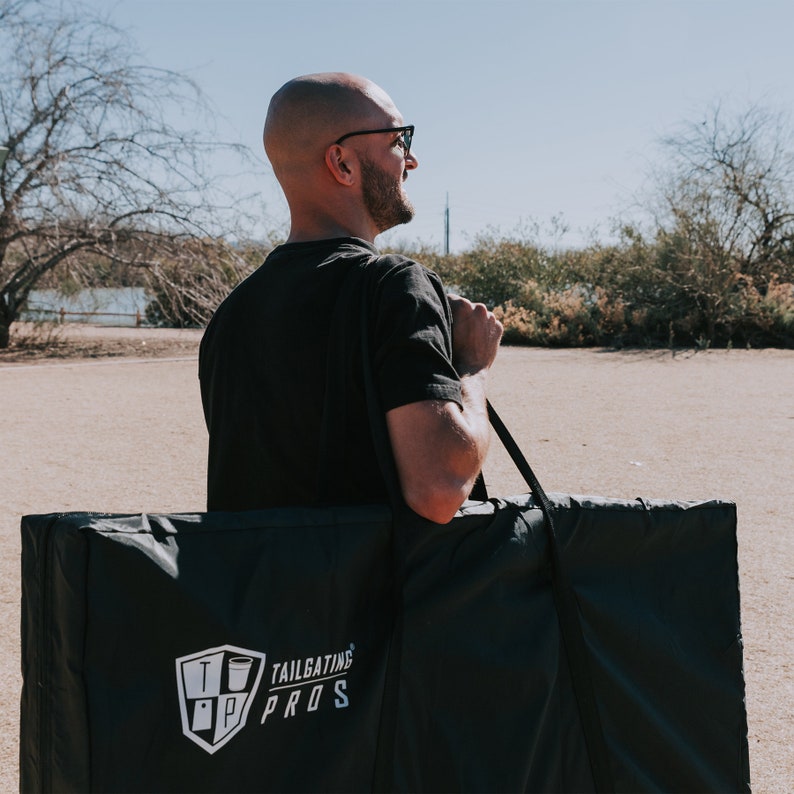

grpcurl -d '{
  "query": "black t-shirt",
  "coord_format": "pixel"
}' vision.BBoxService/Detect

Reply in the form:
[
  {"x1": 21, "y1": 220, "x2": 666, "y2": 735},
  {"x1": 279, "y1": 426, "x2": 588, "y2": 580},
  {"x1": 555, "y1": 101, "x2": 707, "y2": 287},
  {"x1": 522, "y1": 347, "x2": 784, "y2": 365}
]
[{"x1": 198, "y1": 237, "x2": 462, "y2": 511}]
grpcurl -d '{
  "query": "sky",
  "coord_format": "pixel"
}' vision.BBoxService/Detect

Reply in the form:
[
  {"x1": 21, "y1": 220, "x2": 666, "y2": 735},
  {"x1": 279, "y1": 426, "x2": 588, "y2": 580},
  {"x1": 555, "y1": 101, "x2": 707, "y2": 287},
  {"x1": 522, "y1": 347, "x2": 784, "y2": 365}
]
[{"x1": 79, "y1": 0, "x2": 794, "y2": 252}]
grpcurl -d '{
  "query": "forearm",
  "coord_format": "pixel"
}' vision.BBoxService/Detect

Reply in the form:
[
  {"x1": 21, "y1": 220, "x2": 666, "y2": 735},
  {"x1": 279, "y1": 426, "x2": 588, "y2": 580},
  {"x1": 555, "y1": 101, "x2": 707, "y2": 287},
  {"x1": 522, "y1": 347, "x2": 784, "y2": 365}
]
[{"x1": 455, "y1": 368, "x2": 492, "y2": 475}]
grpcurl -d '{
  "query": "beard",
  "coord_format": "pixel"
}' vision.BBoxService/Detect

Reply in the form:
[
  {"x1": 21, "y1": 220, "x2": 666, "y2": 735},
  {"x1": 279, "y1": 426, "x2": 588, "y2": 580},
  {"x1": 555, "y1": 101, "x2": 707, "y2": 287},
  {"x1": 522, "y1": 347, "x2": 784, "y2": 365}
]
[{"x1": 360, "y1": 156, "x2": 415, "y2": 233}]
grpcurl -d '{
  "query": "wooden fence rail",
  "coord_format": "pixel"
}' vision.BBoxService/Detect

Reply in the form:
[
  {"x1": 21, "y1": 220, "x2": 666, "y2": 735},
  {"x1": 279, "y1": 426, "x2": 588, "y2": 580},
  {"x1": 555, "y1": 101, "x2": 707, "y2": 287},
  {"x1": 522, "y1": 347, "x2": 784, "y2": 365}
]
[{"x1": 25, "y1": 307, "x2": 144, "y2": 327}]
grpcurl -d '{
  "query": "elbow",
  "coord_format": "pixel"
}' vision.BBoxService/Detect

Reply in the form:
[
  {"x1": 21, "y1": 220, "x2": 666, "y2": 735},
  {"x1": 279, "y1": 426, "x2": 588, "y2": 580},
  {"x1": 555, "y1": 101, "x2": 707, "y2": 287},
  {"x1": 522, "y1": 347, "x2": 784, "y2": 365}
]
[{"x1": 401, "y1": 478, "x2": 471, "y2": 525}]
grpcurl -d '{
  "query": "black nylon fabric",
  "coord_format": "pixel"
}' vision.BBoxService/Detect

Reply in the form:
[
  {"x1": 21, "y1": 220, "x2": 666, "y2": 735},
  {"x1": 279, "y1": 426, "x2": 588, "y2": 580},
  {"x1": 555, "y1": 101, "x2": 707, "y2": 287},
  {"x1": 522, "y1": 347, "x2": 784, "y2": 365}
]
[
  {"x1": 21, "y1": 507, "x2": 395, "y2": 794},
  {"x1": 20, "y1": 494, "x2": 749, "y2": 793}
]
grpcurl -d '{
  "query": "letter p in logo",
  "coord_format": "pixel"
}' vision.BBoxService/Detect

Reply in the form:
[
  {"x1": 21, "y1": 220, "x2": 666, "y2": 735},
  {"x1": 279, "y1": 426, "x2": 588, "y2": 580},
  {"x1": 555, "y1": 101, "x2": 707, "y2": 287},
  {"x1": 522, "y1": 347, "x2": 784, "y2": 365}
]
[{"x1": 176, "y1": 645, "x2": 266, "y2": 754}]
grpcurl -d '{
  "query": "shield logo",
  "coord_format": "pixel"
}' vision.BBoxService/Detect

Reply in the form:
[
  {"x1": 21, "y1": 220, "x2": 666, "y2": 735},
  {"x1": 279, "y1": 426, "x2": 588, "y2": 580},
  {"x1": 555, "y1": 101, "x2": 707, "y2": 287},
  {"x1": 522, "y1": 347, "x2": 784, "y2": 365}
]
[{"x1": 176, "y1": 644, "x2": 267, "y2": 754}]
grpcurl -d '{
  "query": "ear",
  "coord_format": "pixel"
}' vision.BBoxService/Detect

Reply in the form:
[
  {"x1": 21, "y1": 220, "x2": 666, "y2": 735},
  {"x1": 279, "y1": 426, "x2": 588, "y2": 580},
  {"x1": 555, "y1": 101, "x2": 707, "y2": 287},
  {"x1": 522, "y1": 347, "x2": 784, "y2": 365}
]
[{"x1": 325, "y1": 145, "x2": 357, "y2": 186}]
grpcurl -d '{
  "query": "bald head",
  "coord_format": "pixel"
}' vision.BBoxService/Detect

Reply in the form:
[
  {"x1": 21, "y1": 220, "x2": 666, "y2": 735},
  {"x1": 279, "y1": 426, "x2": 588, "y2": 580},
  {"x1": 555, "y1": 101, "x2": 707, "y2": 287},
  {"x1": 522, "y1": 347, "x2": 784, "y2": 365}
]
[{"x1": 263, "y1": 73, "x2": 402, "y2": 182}]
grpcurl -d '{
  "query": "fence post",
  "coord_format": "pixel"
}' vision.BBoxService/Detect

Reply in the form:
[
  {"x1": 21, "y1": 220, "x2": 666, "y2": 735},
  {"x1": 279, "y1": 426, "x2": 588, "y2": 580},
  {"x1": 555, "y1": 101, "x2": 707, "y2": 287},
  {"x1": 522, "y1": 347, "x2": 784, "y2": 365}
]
[{"x1": 59, "y1": 307, "x2": 65, "y2": 324}]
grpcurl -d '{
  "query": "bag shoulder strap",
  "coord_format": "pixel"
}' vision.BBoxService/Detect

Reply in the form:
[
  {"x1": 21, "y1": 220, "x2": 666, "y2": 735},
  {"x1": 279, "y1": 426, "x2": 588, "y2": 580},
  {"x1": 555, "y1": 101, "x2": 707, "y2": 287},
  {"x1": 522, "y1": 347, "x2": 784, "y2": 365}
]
[{"x1": 487, "y1": 402, "x2": 614, "y2": 792}]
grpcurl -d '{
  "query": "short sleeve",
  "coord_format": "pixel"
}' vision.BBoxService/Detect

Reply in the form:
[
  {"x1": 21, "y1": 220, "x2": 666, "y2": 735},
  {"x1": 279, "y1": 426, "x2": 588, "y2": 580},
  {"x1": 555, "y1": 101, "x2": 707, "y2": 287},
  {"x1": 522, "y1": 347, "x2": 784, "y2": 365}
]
[{"x1": 370, "y1": 257, "x2": 463, "y2": 412}]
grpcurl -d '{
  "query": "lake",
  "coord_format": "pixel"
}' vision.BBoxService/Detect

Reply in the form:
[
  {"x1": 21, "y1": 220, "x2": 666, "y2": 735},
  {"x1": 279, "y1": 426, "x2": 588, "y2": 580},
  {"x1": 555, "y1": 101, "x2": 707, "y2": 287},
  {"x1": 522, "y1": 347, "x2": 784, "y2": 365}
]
[{"x1": 22, "y1": 287, "x2": 151, "y2": 327}]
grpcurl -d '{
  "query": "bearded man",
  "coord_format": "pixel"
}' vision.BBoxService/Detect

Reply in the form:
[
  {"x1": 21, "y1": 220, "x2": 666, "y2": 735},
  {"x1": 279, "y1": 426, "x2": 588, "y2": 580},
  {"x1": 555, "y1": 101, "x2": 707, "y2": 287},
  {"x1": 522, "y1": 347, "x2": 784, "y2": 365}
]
[{"x1": 199, "y1": 73, "x2": 502, "y2": 523}]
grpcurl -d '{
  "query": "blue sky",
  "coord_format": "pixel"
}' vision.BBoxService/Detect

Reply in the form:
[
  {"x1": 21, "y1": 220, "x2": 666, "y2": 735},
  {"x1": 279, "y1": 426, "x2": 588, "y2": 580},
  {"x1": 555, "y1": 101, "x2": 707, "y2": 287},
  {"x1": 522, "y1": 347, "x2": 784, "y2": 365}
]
[{"x1": 84, "y1": 0, "x2": 794, "y2": 251}]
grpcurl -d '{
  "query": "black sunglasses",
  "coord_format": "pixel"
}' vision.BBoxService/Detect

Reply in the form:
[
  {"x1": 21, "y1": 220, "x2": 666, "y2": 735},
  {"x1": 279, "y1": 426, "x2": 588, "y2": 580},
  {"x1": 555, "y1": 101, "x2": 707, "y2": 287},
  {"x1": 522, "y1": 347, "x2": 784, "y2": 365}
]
[{"x1": 334, "y1": 125, "x2": 414, "y2": 157}]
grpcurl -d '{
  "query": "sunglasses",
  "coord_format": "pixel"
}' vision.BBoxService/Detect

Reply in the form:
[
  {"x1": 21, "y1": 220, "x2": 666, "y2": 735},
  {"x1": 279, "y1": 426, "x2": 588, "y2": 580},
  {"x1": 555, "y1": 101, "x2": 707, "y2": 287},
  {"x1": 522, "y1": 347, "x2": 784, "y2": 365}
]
[{"x1": 334, "y1": 125, "x2": 415, "y2": 157}]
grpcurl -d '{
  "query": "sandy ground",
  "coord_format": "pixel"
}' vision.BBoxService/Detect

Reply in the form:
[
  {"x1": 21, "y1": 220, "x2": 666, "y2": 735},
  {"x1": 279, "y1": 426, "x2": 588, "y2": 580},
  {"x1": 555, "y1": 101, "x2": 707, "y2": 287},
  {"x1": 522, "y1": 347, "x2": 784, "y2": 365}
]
[{"x1": 1, "y1": 324, "x2": 792, "y2": 792}]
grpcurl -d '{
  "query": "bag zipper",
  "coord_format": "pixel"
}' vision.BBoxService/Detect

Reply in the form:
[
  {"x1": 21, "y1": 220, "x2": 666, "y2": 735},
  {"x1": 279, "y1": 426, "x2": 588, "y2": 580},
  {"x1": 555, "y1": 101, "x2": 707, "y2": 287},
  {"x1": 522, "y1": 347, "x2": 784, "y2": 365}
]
[{"x1": 38, "y1": 513, "x2": 64, "y2": 794}]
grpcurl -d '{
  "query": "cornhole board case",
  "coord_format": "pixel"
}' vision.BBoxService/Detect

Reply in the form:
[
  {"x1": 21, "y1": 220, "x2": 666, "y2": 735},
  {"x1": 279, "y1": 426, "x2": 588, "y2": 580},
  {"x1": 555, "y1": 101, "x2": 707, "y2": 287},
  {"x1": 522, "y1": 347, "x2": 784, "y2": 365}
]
[{"x1": 20, "y1": 493, "x2": 750, "y2": 793}]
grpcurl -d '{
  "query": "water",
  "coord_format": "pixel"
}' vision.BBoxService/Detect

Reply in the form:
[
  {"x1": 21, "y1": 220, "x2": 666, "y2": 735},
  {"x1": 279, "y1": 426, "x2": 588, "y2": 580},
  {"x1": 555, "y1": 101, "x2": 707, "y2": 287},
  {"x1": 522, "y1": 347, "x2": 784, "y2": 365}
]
[{"x1": 22, "y1": 287, "x2": 151, "y2": 327}]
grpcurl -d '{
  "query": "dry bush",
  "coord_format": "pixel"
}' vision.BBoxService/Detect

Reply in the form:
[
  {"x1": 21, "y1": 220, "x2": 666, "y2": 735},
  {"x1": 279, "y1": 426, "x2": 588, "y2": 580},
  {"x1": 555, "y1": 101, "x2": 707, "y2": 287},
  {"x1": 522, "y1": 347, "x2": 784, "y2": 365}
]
[
  {"x1": 5, "y1": 320, "x2": 63, "y2": 352},
  {"x1": 144, "y1": 239, "x2": 258, "y2": 327}
]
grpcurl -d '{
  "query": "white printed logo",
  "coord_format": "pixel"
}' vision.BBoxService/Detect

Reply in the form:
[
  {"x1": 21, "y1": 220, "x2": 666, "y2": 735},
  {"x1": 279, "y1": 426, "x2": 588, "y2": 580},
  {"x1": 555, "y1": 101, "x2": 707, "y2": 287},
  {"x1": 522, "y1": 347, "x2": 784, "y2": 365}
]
[{"x1": 176, "y1": 645, "x2": 266, "y2": 754}]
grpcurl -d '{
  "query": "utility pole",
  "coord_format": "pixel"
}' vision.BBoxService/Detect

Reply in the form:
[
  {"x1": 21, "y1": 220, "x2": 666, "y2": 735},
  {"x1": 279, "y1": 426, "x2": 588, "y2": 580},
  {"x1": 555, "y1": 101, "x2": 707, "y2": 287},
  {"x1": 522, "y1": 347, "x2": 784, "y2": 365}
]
[{"x1": 444, "y1": 192, "x2": 450, "y2": 255}]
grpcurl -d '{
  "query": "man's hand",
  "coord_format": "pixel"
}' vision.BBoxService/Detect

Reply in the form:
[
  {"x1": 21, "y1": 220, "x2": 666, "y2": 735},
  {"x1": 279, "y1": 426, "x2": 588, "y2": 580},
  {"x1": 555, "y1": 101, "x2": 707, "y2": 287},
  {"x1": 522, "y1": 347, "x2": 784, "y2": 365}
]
[{"x1": 448, "y1": 294, "x2": 503, "y2": 376}]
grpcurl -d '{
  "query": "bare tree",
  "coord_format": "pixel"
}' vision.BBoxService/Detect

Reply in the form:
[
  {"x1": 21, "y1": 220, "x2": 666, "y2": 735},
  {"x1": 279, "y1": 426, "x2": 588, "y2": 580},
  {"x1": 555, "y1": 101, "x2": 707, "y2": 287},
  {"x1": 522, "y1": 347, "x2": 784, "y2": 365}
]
[
  {"x1": 647, "y1": 104, "x2": 794, "y2": 342},
  {"x1": 0, "y1": 0, "x2": 255, "y2": 347}
]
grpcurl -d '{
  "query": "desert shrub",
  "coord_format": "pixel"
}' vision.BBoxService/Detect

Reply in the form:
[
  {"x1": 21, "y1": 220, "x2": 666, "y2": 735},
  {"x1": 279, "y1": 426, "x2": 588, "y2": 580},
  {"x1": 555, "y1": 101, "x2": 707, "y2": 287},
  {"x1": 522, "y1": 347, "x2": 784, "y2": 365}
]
[
  {"x1": 5, "y1": 319, "x2": 63, "y2": 351},
  {"x1": 493, "y1": 302, "x2": 540, "y2": 345},
  {"x1": 144, "y1": 239, "x2": 256, "y2": 327},
  {"x1": 370, "y1": 218, "x2": 794, "y2": 348},
  {"x1": 494, "y1": 281, "x2": 629, "y2": 347},
  {"x1": 745, "y1": 278, "x2": 794, "y2": 345},
  {"x1": 426, "y1": 234, "x2": 547, "y2": 307}
]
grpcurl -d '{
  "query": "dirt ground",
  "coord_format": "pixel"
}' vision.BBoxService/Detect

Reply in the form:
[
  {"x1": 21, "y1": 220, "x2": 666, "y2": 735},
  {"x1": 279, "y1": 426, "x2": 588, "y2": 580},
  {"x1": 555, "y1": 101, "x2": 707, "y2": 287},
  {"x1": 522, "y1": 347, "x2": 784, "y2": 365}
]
[{"x1": 1, "y1": 324, "x2": 792, "y2": 792}]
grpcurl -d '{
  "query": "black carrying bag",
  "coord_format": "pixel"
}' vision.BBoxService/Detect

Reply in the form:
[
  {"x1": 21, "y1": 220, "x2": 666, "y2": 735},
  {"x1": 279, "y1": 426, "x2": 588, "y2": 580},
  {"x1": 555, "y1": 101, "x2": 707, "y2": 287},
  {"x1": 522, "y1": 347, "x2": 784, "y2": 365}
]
[
  {"x1": 20, "y1": 261, "x2": 750, "y2": 793},
  {"x1": 20, "y1": 486, "x2": 749, "y2": 792}
]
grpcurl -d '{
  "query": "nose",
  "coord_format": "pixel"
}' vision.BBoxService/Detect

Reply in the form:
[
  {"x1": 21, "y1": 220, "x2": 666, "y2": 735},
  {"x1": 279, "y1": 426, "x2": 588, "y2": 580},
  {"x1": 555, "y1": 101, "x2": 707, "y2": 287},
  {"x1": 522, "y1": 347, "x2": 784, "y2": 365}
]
[{"x1": 405, "y1": 149, "x2": 418, "y2": 170}]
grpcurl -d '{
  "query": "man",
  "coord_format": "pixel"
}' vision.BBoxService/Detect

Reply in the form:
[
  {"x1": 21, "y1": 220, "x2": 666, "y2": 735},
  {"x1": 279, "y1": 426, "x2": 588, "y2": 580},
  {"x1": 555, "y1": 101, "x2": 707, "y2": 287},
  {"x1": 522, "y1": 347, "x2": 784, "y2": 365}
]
[{"x1": 199, "y1": 73, "x2": 502, "y2": 523}]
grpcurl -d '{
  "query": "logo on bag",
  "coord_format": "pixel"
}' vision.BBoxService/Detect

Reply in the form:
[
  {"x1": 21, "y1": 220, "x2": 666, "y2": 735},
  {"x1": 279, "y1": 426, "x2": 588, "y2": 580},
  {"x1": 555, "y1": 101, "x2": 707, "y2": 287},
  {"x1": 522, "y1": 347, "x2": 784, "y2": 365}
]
[
  {"x1": 176, "y1": 645, "x2": 266, "y2": 754},
  {"x1": 176, "y1": 642, "x2": 355, "y2": 753}
]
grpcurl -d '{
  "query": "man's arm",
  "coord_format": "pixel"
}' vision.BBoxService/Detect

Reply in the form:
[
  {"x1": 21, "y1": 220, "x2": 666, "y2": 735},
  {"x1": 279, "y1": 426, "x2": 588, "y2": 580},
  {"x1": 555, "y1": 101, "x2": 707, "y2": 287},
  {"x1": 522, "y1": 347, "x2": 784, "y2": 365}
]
[{"x1": 385, "y1": 295, "x2": 503, "y2": 524}]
